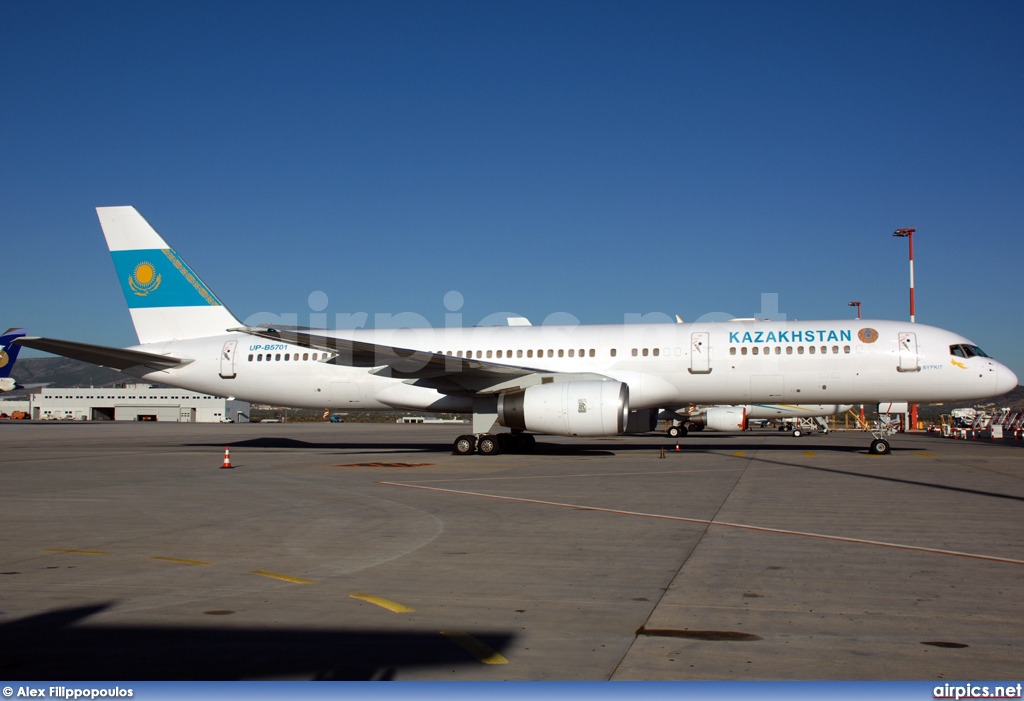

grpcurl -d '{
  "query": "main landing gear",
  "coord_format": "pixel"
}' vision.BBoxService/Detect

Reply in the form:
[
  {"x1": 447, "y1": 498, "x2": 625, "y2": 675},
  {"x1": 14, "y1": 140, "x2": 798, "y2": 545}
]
[{"x1": 453, "y1": 431, "x2": 537, "y2": 456}]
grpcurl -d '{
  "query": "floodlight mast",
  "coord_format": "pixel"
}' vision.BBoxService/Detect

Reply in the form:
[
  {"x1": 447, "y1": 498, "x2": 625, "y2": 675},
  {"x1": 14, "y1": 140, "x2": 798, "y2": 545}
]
[
  {"x1": 893, "y1": 227, "x2": 917, "y2": 431},
  {"x1": 893, "y1": 227, "x2": 916, "y2": 323}
]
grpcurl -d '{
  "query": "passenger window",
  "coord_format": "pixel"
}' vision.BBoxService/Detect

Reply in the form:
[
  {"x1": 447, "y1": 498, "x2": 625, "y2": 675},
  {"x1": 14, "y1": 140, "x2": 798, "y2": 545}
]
[
  {"x1": 786, "y1": 346, "x2": 793, "y2": 355},
  {"x1": 275, "y1": 354, "x2": 281, "y2": 361},
  {"x1": 486, "y1": 350, "x2": 492, "y2": 358},
  {"x1": 775, "y1": 347, "x2": 782, "y2": 355},
  {"x1": 642, "y1": 348, "x2": 649, "y2": 357},
  {"x1": 809, "y1": 346, "x2": 815, "y2": 354},
  {"x1": 257, "y1": 354, "x2": 263, "y2": 361},
  {"x1": 631, "y1": 349, "x2": 638, "y2": 356},
  {"x1": 303, "y1": 353, "x2": 309, "y2": 360},
  {"x1": 496, "y1": 350, "x2": 502, "y2": 358},
  {"x1": 730, "y1": 347, "x2": 737, "y2": 356},
  {"x1": 610, "y1": 348, "x2": 617, "y2": 357},
  {"x1": 844, "y1": 346, "x2": 851, "y2": 353},
  {"x1": 653, "y1": 348, "x2": 660, "y2": 357},
  {"x1": 248, "y1": 354, "x2": 254, "y2": 361},
  {"x1": 517, "y1": 350, "x2": 523, "y2": 358},
  {"x1": 567, "y1": 349, "x2": 574, "y2": 357},
  {"x1": 547, "y1": 349, "x2": 553, "y2": 357},
  {"x1": 798, "y1": 346, "x2": 805, "y2": 354},
  {"x1": 589, "y1": 349, "x2": 595, "y2": 357},
  {"x1": 752, "y1": 347, "x2": 759, "y2": 355},
  {"x1": 312, "y1": 353, "x2": 319, "y2": 360},
  {"x1": 832, "y1": 346, "x2": 838, "y2": 354},
  {"x1": 527, "y1": 350, "x2": 533, "y2": 358},
  {"x1": 741, "y1": 347, "x2": 748, "y2": 355}
]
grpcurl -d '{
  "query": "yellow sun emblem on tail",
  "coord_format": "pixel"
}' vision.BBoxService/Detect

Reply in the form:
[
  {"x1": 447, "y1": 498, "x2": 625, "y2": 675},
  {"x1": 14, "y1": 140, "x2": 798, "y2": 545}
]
[
  {"x1": 128, "y1": 261, "x2": 162, "y2": 296},
  {"x1": 0, "y1": 350, "x2": 8, "y2": 369}
]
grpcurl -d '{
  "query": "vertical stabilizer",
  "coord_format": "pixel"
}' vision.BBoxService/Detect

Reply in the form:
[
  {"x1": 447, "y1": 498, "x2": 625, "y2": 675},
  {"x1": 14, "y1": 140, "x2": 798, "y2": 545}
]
[
  {"x1": 98, "y1": 206, "x2": 242, "y2": 344},
  {"x1": 0, "y1": 328, "x2": 26, "y2": 378}
]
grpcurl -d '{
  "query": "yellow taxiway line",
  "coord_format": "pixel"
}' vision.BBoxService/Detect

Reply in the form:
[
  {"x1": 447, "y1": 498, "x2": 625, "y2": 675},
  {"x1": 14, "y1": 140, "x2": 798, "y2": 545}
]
[
  {"x1": 441, "y1": 630, "x2": 509, "y2": 665},
  {"x1": 349, "y1": 593, "x2": 414, "y2": 613},
  {"x1": 250, "y1": 570, "x2": 316, "y2": 584}
]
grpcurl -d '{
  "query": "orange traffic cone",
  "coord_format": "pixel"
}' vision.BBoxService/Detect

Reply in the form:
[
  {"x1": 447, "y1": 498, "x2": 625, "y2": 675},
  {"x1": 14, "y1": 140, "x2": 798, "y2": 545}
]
[
  {"x1": 675, "y1": 441, "x2": 680, "y2": 452},
  {"x1": 221, "y1": 446, "x2": 233, "y2": 469}
]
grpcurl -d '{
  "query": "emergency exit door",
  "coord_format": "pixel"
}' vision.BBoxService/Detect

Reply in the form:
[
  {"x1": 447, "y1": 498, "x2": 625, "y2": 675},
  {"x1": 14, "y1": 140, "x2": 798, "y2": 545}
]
[
  {"x1": 898, "y1": 332, "x2": 919, "y2": 372},
  {"x1": 219, "y1": 340, "x2": 237, "y2": 379},
  {"x1": 689, "y1": 332, "x2": 711, "y2": 374}
]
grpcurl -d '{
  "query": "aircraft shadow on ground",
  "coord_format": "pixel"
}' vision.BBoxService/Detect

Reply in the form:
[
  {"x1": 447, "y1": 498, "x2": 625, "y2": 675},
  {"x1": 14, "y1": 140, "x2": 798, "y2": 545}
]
[
  {"x1": 0, "y1": 604, "x2": 513, "y2": 680},
  {"x1": 189, "y1": 436, "x2": 618, "y2": 457}
]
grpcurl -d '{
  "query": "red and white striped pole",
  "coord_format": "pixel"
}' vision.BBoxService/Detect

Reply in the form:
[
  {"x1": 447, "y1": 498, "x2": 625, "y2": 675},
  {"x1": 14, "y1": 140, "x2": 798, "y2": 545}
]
[
  {"x1": 894, "y1": 228, "x2": 915, "y2": 323},
  {"x1": 894, "y1": 227, "x2": 917, "y2": 429}
]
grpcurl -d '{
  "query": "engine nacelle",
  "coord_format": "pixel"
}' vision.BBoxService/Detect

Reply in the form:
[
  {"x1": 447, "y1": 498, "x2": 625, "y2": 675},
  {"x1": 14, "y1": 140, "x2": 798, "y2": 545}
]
[
  {"x1": 703, "y1": 406, "x2": 748, "y2": 432},
  {"x1": 498, "y1": 381, "x2": 628, "y2": 437}
]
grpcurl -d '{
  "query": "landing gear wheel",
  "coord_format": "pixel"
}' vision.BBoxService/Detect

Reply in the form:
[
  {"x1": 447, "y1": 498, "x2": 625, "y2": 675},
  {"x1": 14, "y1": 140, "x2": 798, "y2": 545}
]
[
  {"x1": 792, "y1": 429, "x2": 802, "y2": 437},
  {"x1": 477, "y1": 434, "x2": 502, "y2": 456},
  {"x1": 667, "y1": 425, "x2": 688, "y2": 438},
  {"x1": 518, "y1": 433, "x2": 536, "y2": 452},
  {"x1": 869, "y1": 439, "x2": 891, "y2": 455},
  {"x1": 453, "y1": 435, "x2": 476, "y2": 456}
]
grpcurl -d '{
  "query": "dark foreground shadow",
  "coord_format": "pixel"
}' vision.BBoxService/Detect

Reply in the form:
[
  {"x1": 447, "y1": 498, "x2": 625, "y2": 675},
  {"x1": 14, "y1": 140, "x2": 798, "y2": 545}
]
[{"x1": 0, "y1": 604, "x2": 514, "y2": 680}]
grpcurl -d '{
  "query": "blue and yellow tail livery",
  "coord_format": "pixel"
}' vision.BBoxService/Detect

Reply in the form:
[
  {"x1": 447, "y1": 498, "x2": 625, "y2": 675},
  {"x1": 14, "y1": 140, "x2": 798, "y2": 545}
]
[
  {"x1": 98, "y1": 207, "x2": 240, "y2": 344},
  {"x1": 0, "y1": 328, "x2": 26, "y2": 378}
]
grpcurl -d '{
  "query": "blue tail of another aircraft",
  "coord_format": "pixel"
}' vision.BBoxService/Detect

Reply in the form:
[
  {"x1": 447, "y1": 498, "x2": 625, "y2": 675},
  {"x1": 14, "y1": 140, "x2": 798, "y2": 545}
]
[{"x1": 0, "y1": 328, "x2": 26, "y2": 378}]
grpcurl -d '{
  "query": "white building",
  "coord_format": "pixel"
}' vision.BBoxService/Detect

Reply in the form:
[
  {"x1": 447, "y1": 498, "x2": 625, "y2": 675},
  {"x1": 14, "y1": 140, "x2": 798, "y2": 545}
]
[{"x1": 2, "y1": 384, "x2": 249, "y2": 422}]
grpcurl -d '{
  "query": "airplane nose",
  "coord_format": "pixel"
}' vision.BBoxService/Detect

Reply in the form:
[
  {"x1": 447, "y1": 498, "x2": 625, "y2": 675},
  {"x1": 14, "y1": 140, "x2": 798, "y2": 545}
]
[{"x1": 997, "y1": 364, "x2": 1019, "y2": 395}]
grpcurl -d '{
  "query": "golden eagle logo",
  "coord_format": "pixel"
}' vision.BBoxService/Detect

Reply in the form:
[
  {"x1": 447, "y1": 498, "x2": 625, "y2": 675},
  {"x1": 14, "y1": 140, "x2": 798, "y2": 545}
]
[
  {"x1": 857, "y1": 327, "x2": 879, "y2": 344},
  {"x1": 0, "y1": 349, "x2": 8, "y2": 369},
  {"x1": 128, "y1": 261, "x2": 162, "y2": 296}
]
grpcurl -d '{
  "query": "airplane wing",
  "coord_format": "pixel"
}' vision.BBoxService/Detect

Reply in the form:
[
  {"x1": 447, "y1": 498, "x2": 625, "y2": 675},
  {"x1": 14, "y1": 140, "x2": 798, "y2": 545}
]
[
  {"x1": 235, "y1": 326, "x2": 613, "y2": 394},
  {"x1": 13, "y1": 337, "x2": 192, "y2": 371}
]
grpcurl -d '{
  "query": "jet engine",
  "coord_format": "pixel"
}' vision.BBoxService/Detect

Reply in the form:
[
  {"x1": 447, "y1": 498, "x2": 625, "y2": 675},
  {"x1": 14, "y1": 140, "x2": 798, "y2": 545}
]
[
  {"x1": 497, "y1": 381, "x2": 628, "y2": 436},
  {"x1": 702, "y1": 406, "x2": 748, "y2": 432}
]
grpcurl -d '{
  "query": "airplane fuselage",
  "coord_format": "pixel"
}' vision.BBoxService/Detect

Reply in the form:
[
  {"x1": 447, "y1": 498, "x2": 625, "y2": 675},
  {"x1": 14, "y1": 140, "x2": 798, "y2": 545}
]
[{"x1": 123, "y1": 319, "x2": 1013, "y2": 415}]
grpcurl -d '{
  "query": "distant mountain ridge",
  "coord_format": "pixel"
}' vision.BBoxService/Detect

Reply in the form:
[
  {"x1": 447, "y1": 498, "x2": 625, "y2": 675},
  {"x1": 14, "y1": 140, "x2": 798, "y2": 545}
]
[{"x1": 12, "y1": 357, "x2": 136, "y2": 389}]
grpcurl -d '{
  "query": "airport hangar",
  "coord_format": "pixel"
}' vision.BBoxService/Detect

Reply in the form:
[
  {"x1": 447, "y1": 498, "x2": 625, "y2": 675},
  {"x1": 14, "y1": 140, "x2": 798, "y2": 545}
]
[{"x1": 0, "y1": 383, "x2": 250, "y2": 422}]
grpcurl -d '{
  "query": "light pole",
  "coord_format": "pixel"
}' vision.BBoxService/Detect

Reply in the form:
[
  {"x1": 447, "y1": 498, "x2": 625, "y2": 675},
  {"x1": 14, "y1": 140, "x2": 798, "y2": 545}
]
[
  {"x1": 848, "y1": 301, "x2": 861, "y2": 319},
  {"x1": 893, "y1": 227, "x2": 915, "y2": 322},
  {"x1": 893, "y1": 227, "x2": 918, "y2": 430}
]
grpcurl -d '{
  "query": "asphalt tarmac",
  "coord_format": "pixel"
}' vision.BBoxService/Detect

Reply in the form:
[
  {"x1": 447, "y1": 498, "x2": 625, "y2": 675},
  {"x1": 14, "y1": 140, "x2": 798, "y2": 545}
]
[{"x1": 1, "y1": 422, "x2": 1021, "y2": 680}]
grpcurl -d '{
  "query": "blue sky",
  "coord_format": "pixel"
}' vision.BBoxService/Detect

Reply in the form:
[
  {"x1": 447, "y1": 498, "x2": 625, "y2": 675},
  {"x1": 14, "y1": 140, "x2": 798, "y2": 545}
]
[{"x1": 3, "y1": 1, "x2": 1023, "y2": 376}]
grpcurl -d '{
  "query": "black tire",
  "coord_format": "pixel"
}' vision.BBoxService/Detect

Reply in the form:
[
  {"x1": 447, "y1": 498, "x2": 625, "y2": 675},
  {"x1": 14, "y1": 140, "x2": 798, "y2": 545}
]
[
  {"x1": 870, "y1": 439, "x2": 891, "y2": 455},
  {"x1": 667, "y1": 425, "x2": 688, "y2": 438},
  {"x1": 453, "y1": 435, "x2": 476, "y2": 456},
  {"x1": 477, "y1": 434, "x2": 502, "y2": 456},
  {"x1": 792, "y1": 429, "x2": 802, "y2": 437}
]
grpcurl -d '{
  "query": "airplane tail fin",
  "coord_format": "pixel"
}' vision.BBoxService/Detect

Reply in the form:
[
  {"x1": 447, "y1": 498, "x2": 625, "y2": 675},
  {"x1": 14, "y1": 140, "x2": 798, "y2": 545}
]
[
  {"x1": 0, "y1": 328, "x2": 26, "y2": 378},
  {"x1": 98, "y1": 207, "x2": 242, "y2": 344}
]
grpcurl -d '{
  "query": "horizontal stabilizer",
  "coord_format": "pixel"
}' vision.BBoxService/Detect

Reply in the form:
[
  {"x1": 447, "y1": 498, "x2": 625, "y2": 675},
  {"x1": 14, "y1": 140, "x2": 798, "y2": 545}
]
[{"x1": 14, "y1": 337, "x2": 192, "y2": 371}]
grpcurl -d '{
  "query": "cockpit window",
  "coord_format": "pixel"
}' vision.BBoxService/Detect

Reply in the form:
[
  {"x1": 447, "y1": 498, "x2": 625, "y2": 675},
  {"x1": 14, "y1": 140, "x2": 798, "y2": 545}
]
[{"x1": 950, "y1": 344, "x2": 990, "y2": 359}]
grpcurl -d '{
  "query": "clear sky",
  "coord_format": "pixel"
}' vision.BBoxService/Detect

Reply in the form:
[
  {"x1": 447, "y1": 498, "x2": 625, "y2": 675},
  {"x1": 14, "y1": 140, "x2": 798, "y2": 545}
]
[{"x1": 3, "y1": 1, "x2": 1022, "y2": 376}]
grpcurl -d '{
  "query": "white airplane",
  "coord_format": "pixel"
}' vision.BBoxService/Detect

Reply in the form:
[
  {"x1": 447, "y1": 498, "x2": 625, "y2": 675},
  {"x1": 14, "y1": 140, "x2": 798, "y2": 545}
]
[{"x1": 14, "y1": 206, "x2": 1018, "y2": 456}]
